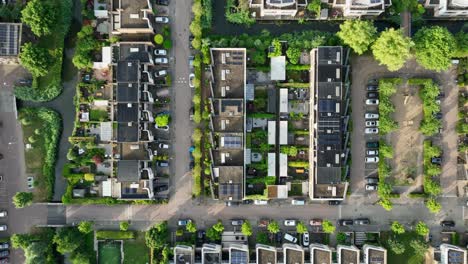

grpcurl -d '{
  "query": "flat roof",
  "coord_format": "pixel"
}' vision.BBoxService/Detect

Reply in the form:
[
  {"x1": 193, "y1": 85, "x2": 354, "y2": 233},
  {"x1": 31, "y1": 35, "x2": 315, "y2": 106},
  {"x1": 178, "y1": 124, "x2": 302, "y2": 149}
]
[
  {"x1": 116, "y1": 103, "x2": 139, "y2": 122},
  {"x1": 268, "y1": 121, "x2": 276, "y2": 145},
  {"x1": 230, "y1": 249, "x2": 248, "y2": 264},
  {"x1": 117, "y1": 60, "x2": 139, "y2": 83},
  {"x1": 279, "y1": 153, "x2": 288, "y2": 177},
  {"x1": 117, "y1": 83, "x2": 139, "y2": 102},
  {"x1": 117, "y1": 122, "x2": 139, "y2": 142},
  {"x1": 117, "y1": 0, "x2": 152, "y2": 29},
  {"x1": 210, "y1": 48, "x2": 246, "y2": 99},
  {"x1": 117, "y1": 160, "x2": 140, "y2": 182},
  {"x1": 279, "y1": 88, "x2": 288, "y2": 113},
  {"x1": 313, "y1": 248, "x2": 331, "y2": 264},
  {"x1": 119, "y1": 43, "x2": 151, "y2": 63},
  {"x1": 368, "y1": 249, "x2": 386, "y2": 264},
  {"x1": 268, "y1": 153, "x2": 276, "y2": 177},
  {"x1": 279, "y1": 121, "x2": 288, "y2": 145},
  {"x1": 0, "y1": 23, "x2": 21, "y2": 56},
  {"x1": 216, "y1": 166, "x2": 244, "y2": 201},
  {"x1": 271, "y1": 56, "x2": 286, "y2": 81},
  {"x1": 339, "y1": 247, "x2": 359, "y2": 264},
  {"x1": 285, "y1": 248, "x2": 304, "y2": 264},
  {"x1": 258, "y1": 248, "x2": 277, "y2": 264}
]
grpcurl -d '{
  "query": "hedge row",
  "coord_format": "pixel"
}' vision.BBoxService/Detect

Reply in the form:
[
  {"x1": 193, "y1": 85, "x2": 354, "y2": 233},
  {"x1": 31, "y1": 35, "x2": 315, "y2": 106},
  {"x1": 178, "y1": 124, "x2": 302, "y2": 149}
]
[{"x1": 96, "y1": 230, "x2": 135, "y2": 240}]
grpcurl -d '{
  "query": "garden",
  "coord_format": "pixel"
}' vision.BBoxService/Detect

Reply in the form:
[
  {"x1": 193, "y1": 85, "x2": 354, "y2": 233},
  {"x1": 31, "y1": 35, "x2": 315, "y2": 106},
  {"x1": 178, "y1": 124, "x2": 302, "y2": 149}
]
[{"x1": 98, "y1": 241, "x2": 122, "y2": 264}]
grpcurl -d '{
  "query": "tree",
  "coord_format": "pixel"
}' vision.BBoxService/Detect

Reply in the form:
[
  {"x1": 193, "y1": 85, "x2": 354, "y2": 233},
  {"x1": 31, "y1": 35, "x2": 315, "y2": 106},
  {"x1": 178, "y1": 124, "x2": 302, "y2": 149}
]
[
  {"x1": 391, "y1": 221, "x2": 405, "y2": 234},
  {"x1": 268, "y1": 39, "x2": 282, "y2": 57},
  {"x1": 13, "y1": 192, "x2": 33, "y2": 208},
  {"x1": 186, "y1": 221, "x2": 197, "y2": 233},
  {"x1": 71, "y1": 252, "x2": 91, "y2": 264},
  {"x1": 372, "y1": 28, "x2": 413, "y2": 71},
  {"x1": 53, "y1": 227, "x2": 83, "y2": 254},
  {"x1": 145, "y1": 222, "x2": 168, "y2": 249},
  {"x1": 120, "y1": 221, "x2": 129, "y2": 231},
  {"x1": 286, "y1": 47, "x2": 301, "y2": 64},
  {"x1": 256, "y1": 232, "x2": 270, "y2": 245},
  {"x1": 212, "y1": 220, "x2": 225, "y2": 233},
  {"x1": 415, "y1": 221, "x2": 429, "y2": 237},
  {"x1": 24, "y1": 241, "x2": 48, "y2": 264},
  {"x1": 21, "y1": 0, "x2": 58, "y2": 36},
  {"x1": 296, "y1": 222, "x2": 308, "y2": 234},
  {"x1": 410, "y1": 239, "x2": 428, "y2": 256},
  {"x1": 337, "y1": 20, "x2": 377, "y2": 55},
  {"x1": 11, "y1": 234, "x2": 35, "y2": 249},
  {"x1": 322, "y1": 220, "x2": 335, "y2": 234},
  {"x1": 78, "y1": 221, "x2": 93, "y2": 234},
  {"x1": 336, "y1": 232, "x2": 347, "y2": 244},
  {"x1": 413, "y1": 26, "x2": 456, "y2": 71},
  {"x1": 379, "y1": 141, "x2": 394, "y2": 158},
  {"x1": 379, "y1": 198, "x2": 393, "y2": 211},
  {"x1": 206, "y1": 227, "x2": 221, "y2": 241},
  {"x1": 189, "y1": 21, "x2": 202, "y2": 38},
  {"x1": 155, "y1": 114, "x2": 170, "y2": 127},
  {"x1": 388, "y1": 239, "x2": 406, "y2": 254},
  {"x1": 426, "y1": 198, "x2": 442, "y2": 214},
  {"x1": 267, "y1": 220, "x2": 280, "y2": 234},
  {"x1": 307, "y1": 0, "x2": 321, "y2": 15},
  {"x1": 19, "y1": 43, "x2": 52, "y2": 77},
  {"x1": 241, "y1": 221, "x2": 253, "y2": 236},
  {"x1": 154, "y1": 34, "x2": 164, "y2": 45}
]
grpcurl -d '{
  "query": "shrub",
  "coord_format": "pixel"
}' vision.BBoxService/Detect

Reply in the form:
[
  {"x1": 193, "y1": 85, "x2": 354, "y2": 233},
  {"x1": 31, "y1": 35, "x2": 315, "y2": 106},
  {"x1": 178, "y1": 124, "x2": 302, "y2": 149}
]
[
  {"x1": 322, "y1": 220, "x2": 335, "y2": 234},
  {"x1": 163, "y1": 39, "x2": 172, "y2": 49},
  {"x1": 78, "y1": 221, "x2": 93, "y2": 234},
  {"x1": 391, "y1": 221, "x2": 405, "y2": 234},
  {"x1": 415, "y1": 221, "x2": 429, "y2": 236},
  {"x1": 13, "y1": 192, "x2": 33, "y2": 208},
  {"x1": 154, "y1": 34, "x2": 164, "y2": 45},
  {"x1": 241, "y1": 221, "x2": 253, "y2": 236},
  {"x1": 120, "y1": 221, "x2": 129, "y2": 231}
]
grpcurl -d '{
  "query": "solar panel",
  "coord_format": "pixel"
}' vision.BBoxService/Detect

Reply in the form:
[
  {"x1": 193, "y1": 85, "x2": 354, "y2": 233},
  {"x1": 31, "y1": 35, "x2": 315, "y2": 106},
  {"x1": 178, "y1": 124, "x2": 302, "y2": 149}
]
[
  {"x1": 222, "y1": 136, "x2": 241, "y2": 148},
  {"x1": 231, "y1": 251, "x2": 247, "y2": 264}
]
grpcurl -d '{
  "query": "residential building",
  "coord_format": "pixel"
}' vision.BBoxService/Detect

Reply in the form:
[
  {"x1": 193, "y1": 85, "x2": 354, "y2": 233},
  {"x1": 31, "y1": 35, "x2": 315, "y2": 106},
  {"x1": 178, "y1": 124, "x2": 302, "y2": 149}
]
[
  {"x1": 337, "y1": 245, "x2": 360, "y2": 264},
  {"x1": 201, "y1": 244, "x2": 222, "y2": 264},
  {"x1": 363, "y1": 244, "x2": 387, "y2": 264},
  {"x1": 440, "y1": 243, "x2": 467, "y2": 264},
  {"x1": 110, "y1": 0, "x2": 155, "y2": 34},
  {"x1": 249, "y1": 0, "x2": 308, "y2": 18},
  {"x1": 283, "y1": 244, "x2": 305, "y2": 264},
  {"x1": 332, "y1": 0, "x2": 392, "y2": 17},
  {"x1": 174, "y1": 245, "x2": 194, "y2": 264},
  {"x1": 0, "y1": 23, "x2": 22, "y2": 64},
  {"x1": 424, "y1": 0, "x2": 468, "y2": 17},
  {"x1": 228, "y1": 244, "x2": 249, "y2": 264},
  {"x1": 208, "y1": 48, "x2": 247, "y2": 203},
  {"x1": 310, "y1": 244, "x2": 332, "y2": 264},
  {"x1": 256, "y1": 244, "x2": 277, "y2": 264},
  {"x1": 309, "y1": 46, "x2": 349, "y2": 201}
]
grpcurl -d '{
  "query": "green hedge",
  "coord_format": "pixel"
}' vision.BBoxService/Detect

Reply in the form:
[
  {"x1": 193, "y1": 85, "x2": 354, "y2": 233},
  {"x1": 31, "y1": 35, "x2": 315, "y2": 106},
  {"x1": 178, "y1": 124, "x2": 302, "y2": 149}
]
[
  {"x1": 408, "y1": 192, "x2": 429, "y2": 198},
  {"x1": 277, "y1": 82, "x2": 310, "y2": 88},
  {"x1": 96, "y1": 230, "x2": 135, "y2": 240},
  {"x1": 286, "y1": 64, "x2": 310, "y2": 71}
]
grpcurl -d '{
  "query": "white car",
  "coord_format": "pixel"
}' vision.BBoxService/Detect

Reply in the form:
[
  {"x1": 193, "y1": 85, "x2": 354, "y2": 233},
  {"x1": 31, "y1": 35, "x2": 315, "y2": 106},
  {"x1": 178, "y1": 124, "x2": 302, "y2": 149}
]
[
  {"x1": 189, "y1": 73, "x2": 195, "y2": 88},
  {"x1": 154, "y1": 49, "x2": 167, "y2": 56},
  {"x1": 254, "y1": 200, "x2": 268, "y2": 205},
  {"x1": 0, "y1": 211, "x2": 6, "y2": 218},
  {"x1": 366, "y1": 150, "x2": 379, "y2": 156},
  {"x1": 155, "y1": 16, "x2": 169, "y2": 23},
  {"x1": 155, "y1": 124, "x2": 169, "y2": 131},
  {"x1": 366, "y1": 184, "x2": 378, "y2": 191},
  {"x1": 158, "y1": 143, "x2": 169, "y2": 149},
  {"x1": 284, "y1": 233, "x2": 298, "y2": 243},
  {"x1": 302, "y1": 232, "x2": 310, "y2": 247},
  {"x1": 155, "y1": 57, "x2": 168, "y2": 64},
  {"x1": 365, "y1": 128, "x2": 379, "y2": 134},
  {"x1": 155, "y1": 70, "x2": 167, "y2": 77},
  {"x1": 0, "y1": 225, "x2": 7, "y2": 231},
  {"x1": 366, "y1": 99, "x2": 379, "y2": 105},
  {"x1": 284, "y1": 220, "x2": 296, "y2": 226},
  {"x1": 365, "y1": 113, "x2": 379, "y2": 119},
  {"x1": 365, "y1": 156, "x2": 379, "y2": 163},
  {"x1": 365, "y1": 121, "x2": 379, "y2": 127}
]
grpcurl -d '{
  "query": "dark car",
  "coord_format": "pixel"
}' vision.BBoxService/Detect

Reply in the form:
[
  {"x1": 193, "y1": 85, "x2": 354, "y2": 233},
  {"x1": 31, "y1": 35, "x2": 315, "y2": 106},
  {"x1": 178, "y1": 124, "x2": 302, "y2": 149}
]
[
  {"x1": 367, "y1": 92, "x2": 379, "y2": 99},
  {"x1": 434, "y1": 112, "x2": 443, "y2": 120},
  {"x1": 17, "y1": 79, "x2": 32, "y2": 86},
  {"x1": 329, "y1": 200, "x2": 341, "y2": 206},
  {"x1": 440, "y1": 220, "x2": 455, "y2": 227},
  {"x1": 354, "y1": 218, "x2": 370, "y2": 225},
  {"x1": 197, "y1": 230, "x2": 206, "y2": 240},
  {"x1": 366, "y1": 177, "x2": 379, "y2": 184},
  {"x1": 366, "y1": 142, "x2": 379, "y2": 148},
  {"x1": 367, "y1": 85, "x2": 378, "y2": 91},
  {"x1": 155, "y1": 0, "x2": 169, "y2": 5},
  {"x1": 431, "y1": 157, "x2": 442, "y2": 165},
  {"x1": 276, "y1": 231, "x2": 283, "y2": 243},
  {"x1": 339, "y1": 219, "x2": 354, "y2": 226},
  {"x1": 189, "y1": 160, "x2": 195, "y2": 170},
  {"x1": 243, "y1": 199, "x2": 253, "y2": 204}
]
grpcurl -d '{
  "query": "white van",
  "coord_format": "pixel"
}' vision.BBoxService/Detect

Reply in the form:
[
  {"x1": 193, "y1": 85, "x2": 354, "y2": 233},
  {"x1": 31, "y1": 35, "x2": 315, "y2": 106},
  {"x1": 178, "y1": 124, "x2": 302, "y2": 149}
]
[
  {"x1": 291, "y1": 199, "x2": 305, "y2": 205},
  {"x1": 254, "y1": 200, "x2": 268, "y2": 205},
  {"x1": 284, "y1": 233, "x2": 298, "y2": 243}
]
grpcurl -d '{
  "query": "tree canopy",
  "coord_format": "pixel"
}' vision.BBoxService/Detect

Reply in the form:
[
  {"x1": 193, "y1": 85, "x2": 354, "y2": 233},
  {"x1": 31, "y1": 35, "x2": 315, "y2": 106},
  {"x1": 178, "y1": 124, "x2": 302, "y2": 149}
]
[
  {"x1": 19, "y1": 43, "x2": 53, "y2": 77},
  {"x1": 78, "y1": 221, "x2": 93, "y2": 234},
  {"x1": 415, "y1": 221, "x2": 429, "y2": 236},
  {"x1": 286, "y1": 47, "x2": 301, "y2": 64},
  {"x1": 145, "y1": 222, "x2": 168, "y2": 249},
  {"x1": 390, "y1": 221, "x2": 405, "y2": 234},
  {"x1": 21, "y1": 0, "x2": 59, "y2": 37},
  {"x1": 186, "y1": 221, "x2": 197, "y2": 233},
  {"x1": 372, "y1": 28, "x2": 413, "y2": 71},
  {"x1": 13, "y1": 192, "x2": 33, "y2": 208},
  {"x1": 267, "y1": 220, "x2": 280, "y2": 234},
  {"x1": 414, "y1": 26, "x2": 456, "y2": 71},
  {"x1": 296, "y1": 222, "x2": 308, "y2": 234},
  {"x1": 322, "y1": 220, "x2": 335, "y2": 234},
  {"x1": 53, "y1": 227, "x2": 83, "y2": 254},
  {"x1": 241, "y1": 221, "x2": 253, "y2": 236},
  {"x1": 337, "y1": 20, "x2": 377, "y2": 55}
]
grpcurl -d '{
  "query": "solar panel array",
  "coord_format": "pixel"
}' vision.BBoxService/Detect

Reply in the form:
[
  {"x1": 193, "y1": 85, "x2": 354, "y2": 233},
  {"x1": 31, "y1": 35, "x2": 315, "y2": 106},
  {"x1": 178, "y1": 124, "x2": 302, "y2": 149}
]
[
  {"x1": 231, "y1": 250, "x2": 247, "y2": 264},
  {"x1": 449, "y1": 251, "x2": 463, "y2": 264},
  {"x1": 222, "y1": 136, "x2": 242, "y2": 148},
  {"x1": 0, "y1": 24, "x2": 19, "y2": 56},
  {"x1": 219, "y1": 183, "x2": 241, "y2": 200}
]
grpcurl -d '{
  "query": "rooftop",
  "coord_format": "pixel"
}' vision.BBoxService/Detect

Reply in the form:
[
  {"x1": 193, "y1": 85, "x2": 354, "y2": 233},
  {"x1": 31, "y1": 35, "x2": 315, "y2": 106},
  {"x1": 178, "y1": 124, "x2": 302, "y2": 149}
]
[
  {"x1": 116, "y1": 83, "x2": 139, "y2": 102},
  {"x1": 117, "y1": 60, "x2": 140, "y2": 83},
  {"x1": 230, "y1": 248, "x2": 248, "y2": 264},
  {"x1": 115, "y1": 0, "x2": 152, "y2": 29},
  {"x1": 210, "y1": 48, "x2": 246, "y2": 99},
  {"x1": 216, "y1": 166, "x2": 244, "y2": 201},
  {"x1": 117, "y1": 122, "x2": 139, "y2": 142},
  {"x1": 257, "y1": 247, "x2": 277, "y2": 264},
  {"x1": 117, "y1": 160, "x2": 140, "y2": 182},
  {"x1": 285, "y1": 247, "x2": 304, "y2": 264},
  {"x1": 116, "y1": 103, "x2": 139, "y2": 122},
  {"x1": 118, "y1": 43, "x2": 152, "y2": 63},
  {"x1": 312, "y1": 248, "x2": 331, "y2": 264},
  {"x1": 368, "y1": 249, "x2": 386, "y2": 264},
  {"x1": 174, "y1": 246, "x2": 194, "y2": 264},
  {"x1": 338, "y1": 246, "x2": 359, "y2": 264}
]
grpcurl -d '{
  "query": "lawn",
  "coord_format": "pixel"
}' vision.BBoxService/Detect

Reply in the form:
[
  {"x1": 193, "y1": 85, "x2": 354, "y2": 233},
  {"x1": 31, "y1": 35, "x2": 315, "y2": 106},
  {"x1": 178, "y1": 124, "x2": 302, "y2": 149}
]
[
  {"x1": 380, "y1": 231, "x2": 425, "y2": 264},
  {"x1": 123, "y1": 232, "x2": 150, "y2": 264},
  {"x1": 98, "y1": 241, "x2": 122, "y2": 264},
  {"x1": 288, "y1": 183, "x2": 303, "y2": 196},
  {"x1": 90, "y1": 109, "x2": 110, "y2": 121}
]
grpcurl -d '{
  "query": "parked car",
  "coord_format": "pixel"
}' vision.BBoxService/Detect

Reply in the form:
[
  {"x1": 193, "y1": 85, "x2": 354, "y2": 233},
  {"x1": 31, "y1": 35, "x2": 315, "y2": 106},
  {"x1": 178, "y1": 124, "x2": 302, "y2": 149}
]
[
  {"x1": 157, "y1": 161, "x2": 169, "y2": 167},
  {"x1": 155, "y1": 16, "x2": 169, "y2": 23},
  {"x1": 440, "y1": 220, "x2": 455, "y2": 227},
  {"x1": 27, "y1": 176, "x2": 34, "y2": 189},
  {"x1": 258, "y1": 219, "x2": 270, "y2": 227},
  {"x1": 189, "y1": 73, "x2": 195, "y2": 88},
  {"x1": 302, "y1": 232, "x2": 310, "y2": 247},
  {"x1": 365, "y1": 113, "x2": 379, "y2": 119},
  {"x1": 155, "y1": 70, "x2": 167, "y2": 77},
  {"x1": 0, "y1": 257, "x2": 8, "y2": 264},
  {"x1": 367, "y1": 85, "x2": 378, "y2": 91},
  {"x1": 365, "y1": 121, "x2": 379, "y2": 127},
  {"x1": 366, "y1": 142, "x2": 379, "y2": 148},
  {"x1": 284, "y1": 220, "x2": 297, "y2": 226},
  {"x1": 189, "y1": 107, "x2": 194, "y2": 121},
  {"x1": 155, "y1": 57, "x2": 169, "y2": 64},
  {"x1": 154, "y1": 49, "x2": 167, "y2": 56},
  {"x1": 431, "y1": 157, "x2": 442, "y2": 165},
  {"x1": 291, "y1": 199, "x2": 305, "y2": 205},
  {"x1": 254, "y1": 200, "x2": 268, "y2": 205},
  {"x1": 354, "y1": 218, "x2": 370, "y2": 225},
  {"x1": 231, "y1": 219, "x2": 244, "y2": 226},
  {"x1": 178, "y1": 219, "x2": 191, "y2": 226},
  {"x1": 0, "y1": 211, "x2": 7, "y2": 218},
  {"x1": 367, "y1": 92, "x2": 379, "y2": 99},
  {"x1": 328, "y1": 200, "x2": 341, "y2": 206},
  {"x1": 158, "y1": 143, "x2": 169, "y2": 149},
  {"x1": 365, "y1": 184, "x2": 378, "y2": 191},
  {"x1": 338, "y1": 219, "x2": 353, "y2": 226},
  {"x1": 155, "y1": 123, "x2": 169, "y2": 131},
  {"x1": 17, "y1": 79, "x2": 32, "y2": 86},
  {"x1": 155, "y1": 0, "x2": 169, "y2": 5},
  {"x1": 365, "y1": 157, "x2": 379, "y2": 163},
  {"x1": 366, "y1": 99, "x2": 379, "y2": 105},
  {"x1": 309, "y1": 219, "x2": 322, "y2": 226},
  {"x1": 283, "y1": 233, "x2": 298, "y2": 243},
  {"x1": 0, "y1": 243, "x2": 8, "y2": 250},
  {"x1": 189, "y1": 56, "x2": 194, "y2": 68},
  {"x1": 434, "y1": 112, "x2": 443, "y2": 120},
  {"x1": 243, "y1": 199, "x2": 253, "y2": 205},
  {"x1": 365, "y1": 128, "x2": 379, "y2": 134},
  {"x1": 0, "y1": 225, "x2": 7, "y2": 232},
  {"x1": 366, "y1": 150, "x2": 378, "y2": 156},
  {"x1": 366, "y1": 177, "x2": 379, "y2": 184}
]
